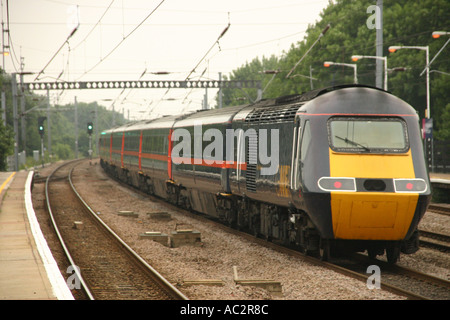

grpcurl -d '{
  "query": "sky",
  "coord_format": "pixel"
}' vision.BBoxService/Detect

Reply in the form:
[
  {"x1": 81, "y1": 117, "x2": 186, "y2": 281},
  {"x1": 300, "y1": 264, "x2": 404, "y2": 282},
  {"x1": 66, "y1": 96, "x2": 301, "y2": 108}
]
[{"x1": 2, "y1": 0, "x2": 331, "y2": 121}]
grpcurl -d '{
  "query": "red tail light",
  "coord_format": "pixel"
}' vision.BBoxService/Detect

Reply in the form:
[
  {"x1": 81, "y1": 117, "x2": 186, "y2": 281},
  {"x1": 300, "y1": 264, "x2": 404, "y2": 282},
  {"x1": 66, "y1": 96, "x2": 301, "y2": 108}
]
[
  {"x1": 394, "y1": 179, "x2": 427, "y2": 193},
  {"x1": 318, "y1": 177, "x2": 356, "y2": 192}
]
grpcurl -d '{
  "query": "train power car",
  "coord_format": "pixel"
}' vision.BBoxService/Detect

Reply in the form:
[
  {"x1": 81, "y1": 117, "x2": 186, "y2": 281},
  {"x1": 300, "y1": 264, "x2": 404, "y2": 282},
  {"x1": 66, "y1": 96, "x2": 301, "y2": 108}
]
[{"x1": 99, "y1": 84, "x2": 431, "y2": 263}]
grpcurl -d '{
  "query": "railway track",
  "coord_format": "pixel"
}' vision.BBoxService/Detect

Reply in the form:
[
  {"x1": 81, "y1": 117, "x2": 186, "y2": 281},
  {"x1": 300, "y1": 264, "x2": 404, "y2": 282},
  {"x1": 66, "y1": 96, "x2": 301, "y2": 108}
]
[
  {"x1": 338, "y1": 253, "x2": 450, "y2": 300},
  {"x1": 419, "y1": 230, "x2": 450, "y2": 253},
  {"x1": 102, "y1": 167, "x2": 449, "y2": 300},
  {"x1": 428, "y1": 204, "x2": 450, "y2": 216},
  {"x1": 221, "y1": 225, "x2": 450, "y2": 300},
  {"x1": 60, "y1": 159, "x2": 448, "y2": 300},
  {"x1": 45, "y1": 160, "x2": 188, "y2": 300},
  {"x1": 203, "y1": 223, "x2": 450, "y2": 300}
]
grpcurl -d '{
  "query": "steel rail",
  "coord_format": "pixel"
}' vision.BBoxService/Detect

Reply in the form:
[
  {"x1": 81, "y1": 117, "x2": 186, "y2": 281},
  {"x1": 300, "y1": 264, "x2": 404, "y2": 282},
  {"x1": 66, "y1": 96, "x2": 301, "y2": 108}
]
[
  {"x1": 45, "y1": 159, "x2": 95, "y2": 300},
  {"x1": 68, "y1": 164, "x2": 188, "y2": 300},
  {"x1": 107, "y1": 172, "x2": 429, "y2": 300},
  {"x1": 428, "y1": 204, "x2": 450, "y2": 216}
]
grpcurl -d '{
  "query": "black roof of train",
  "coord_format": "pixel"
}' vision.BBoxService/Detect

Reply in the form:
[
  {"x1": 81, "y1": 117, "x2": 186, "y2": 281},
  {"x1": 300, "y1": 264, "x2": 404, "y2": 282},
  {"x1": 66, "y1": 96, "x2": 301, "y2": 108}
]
[
  {"x1": 102, "y1": 84, "x2": 416, "y2": 134},
  {"x1": 297, "y1": 84, "x2": 417, "y2": 116}
]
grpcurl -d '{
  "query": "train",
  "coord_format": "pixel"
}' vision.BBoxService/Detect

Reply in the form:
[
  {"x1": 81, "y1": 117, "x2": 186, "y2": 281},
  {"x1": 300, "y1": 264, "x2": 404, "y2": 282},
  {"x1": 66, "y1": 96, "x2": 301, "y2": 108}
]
[{"x1": 99, "y1": 84, "x2": 431, "y2": 263}]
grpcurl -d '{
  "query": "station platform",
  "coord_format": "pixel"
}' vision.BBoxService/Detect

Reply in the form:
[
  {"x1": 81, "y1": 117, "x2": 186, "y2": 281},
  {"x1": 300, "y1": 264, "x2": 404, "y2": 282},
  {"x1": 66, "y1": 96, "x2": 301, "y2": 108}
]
[
  {"x1": 0, "y1": 171, "x2": 73, "y2": 300},
  {"x1": 429, "y1": 172, "x2": 450, "y2": 184}
]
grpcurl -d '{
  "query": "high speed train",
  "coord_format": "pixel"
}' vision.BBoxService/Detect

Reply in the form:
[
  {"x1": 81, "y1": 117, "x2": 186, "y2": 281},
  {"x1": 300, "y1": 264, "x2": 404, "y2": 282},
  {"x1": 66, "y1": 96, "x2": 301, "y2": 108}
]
[{"x1": 99, "y1": 84, "x2": 431, "y2": 263}]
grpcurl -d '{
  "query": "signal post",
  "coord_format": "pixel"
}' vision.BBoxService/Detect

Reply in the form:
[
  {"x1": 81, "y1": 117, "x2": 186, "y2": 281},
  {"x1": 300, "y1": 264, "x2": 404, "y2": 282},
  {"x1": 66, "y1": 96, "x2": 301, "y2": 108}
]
[
  {"x1": 87, "y1": 122, "x2": 93, "y2": 163},
  {"x1": 38, "y1": 116, "x2": 46, "y2": 167}
]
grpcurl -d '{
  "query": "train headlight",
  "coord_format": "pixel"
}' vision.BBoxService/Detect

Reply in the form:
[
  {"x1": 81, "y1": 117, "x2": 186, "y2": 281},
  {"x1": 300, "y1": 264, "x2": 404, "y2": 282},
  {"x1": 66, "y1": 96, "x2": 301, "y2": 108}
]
[
  {"x1": 394, "y1": 179, "x2": 428, "y2": 193},
  {"x1": 318, "y1": 177, "x2": 356, "y2": 192}
]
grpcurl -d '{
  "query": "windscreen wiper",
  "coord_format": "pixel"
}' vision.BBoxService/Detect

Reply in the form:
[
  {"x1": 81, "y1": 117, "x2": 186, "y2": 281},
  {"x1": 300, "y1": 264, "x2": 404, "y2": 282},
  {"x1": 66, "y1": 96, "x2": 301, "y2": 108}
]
[{"x1": 335, "y1": 135, "x2": 370, "y2": 151}]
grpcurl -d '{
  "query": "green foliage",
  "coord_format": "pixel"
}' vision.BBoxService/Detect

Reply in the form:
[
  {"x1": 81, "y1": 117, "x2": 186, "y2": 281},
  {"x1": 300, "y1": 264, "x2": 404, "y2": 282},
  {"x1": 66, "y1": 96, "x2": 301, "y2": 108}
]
[
  {"x1": 435, "y1": 103, "x2": 450, "y2": 140},
  {"x1": 53, "y1": 143, "x2": 74, "y2": 160},
  {"x1": 218, "y1": 0, "x2": 449, "y2": 138},
  {"x1": 0, "y1": 121, "x2": 14, "y2": 171}
]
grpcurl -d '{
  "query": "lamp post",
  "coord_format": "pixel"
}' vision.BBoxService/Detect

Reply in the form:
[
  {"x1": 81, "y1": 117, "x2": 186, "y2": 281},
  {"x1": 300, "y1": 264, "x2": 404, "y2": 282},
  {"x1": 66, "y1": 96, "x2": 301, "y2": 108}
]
[
  {"x1": 323, "y1": 61, "x2": 358, "y2": 84},
  {"x1": 420, "y1": 31, "x2": 449, "y2": 76},
  {"x1": 432, "y1": 31, "x2": 450, "y2": 38},
  {"x1": 388, "y1": 46, "x2": 429, "y2": 119},
  {"x1": 389, "y1": 45, "x2": 432, "y2": 171},
  {"x1": 351, "y1": 55, "x2": 388, "y2": 90}
]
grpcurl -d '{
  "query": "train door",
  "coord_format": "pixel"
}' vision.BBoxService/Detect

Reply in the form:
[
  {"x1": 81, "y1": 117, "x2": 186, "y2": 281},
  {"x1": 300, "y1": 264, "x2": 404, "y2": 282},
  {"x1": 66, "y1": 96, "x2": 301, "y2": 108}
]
[
  {"x1": 167, "y1": 129, "x2": 173, "y2": 180},
  {"x1": 290, "y1": 119, "x2": 301, "y2": 193},
  {"x1": 121, "y1": 132, "x2": 125, "y2": 168},
  {"x1": 290, "y1": 118, "x2": 312, "y2": 206},
  {"x1": 138, "y1": 131, "x2": 143, "y2": 171},
  {"x1": 236, "y1": 129, "x2": 244, "y2": 193}
]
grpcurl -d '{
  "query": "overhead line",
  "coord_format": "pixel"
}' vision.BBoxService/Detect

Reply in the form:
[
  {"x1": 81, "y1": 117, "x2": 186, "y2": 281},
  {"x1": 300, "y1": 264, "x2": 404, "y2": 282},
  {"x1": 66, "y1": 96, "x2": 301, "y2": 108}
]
[
  {"x1": 72, "y1": 0, "x2": 115, "y2": 51},
  {"x1": 34, "y1": 23, "x2": 79, "y2": 81},
  {"x1": 185, "y1": 20, "x2": 231, "y2": 81},
  {"x1": 76, "y1": 0, "x2": 166, "y2": 81}
]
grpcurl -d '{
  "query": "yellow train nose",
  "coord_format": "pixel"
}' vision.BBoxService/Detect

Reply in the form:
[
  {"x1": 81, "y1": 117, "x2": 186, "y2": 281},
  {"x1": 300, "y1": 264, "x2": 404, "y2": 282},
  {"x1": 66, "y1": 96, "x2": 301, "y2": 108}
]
[
  {"x1": 330, "y1": 192, "x2": 418, "y2": 240},
  {"x1": 328, "y1": 149, "x2": 420, "y2": 240}
]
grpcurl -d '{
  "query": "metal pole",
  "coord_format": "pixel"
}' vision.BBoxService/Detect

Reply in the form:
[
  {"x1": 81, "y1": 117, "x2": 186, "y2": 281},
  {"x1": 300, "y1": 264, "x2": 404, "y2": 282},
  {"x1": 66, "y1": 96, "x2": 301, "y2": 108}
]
[
  {"x1": 203, "y1": 88, "x2": 208, "y2": 110},
  {"x1": 384, "y1": 57, "x2": 387, "y2": 91},
  {"x1": 425, "y1": 46, "x2": 432, "y2": 171},
  {"x1": 47, "y1": 88, "x2": 51, "y2": 158},
  {"x1": 95, "y1": 103, "x2": 98, "y2": 155},
  {"x1": 1, "y1": 91, "x2": 5, "y2": 126},
  {"x1": 74, "y1": 96, "x2": 78, "y2": 159},
  {"x1": 1, "y1": 20, "x2": 5, "y2": 70},
  {"x1": 11, "y1": 73, "x2": 18, "y2": 171},
  {"x1": 20, "y1": 73, "x2": 26, "y2": 152},
  {"x1": 40, "y1": 136, "x2": 44, "y2": 167},
  {"x1": 89, "y1": 134, "x2": 92, "y2": 160},
  {"x1": 375, "y1": 0, "x2": 383, "y2": 89},
  {"x1": 112, "y1": 103, "x2": 115, "y2": 127},
  {"x1": 218, "y1": 72, "x2": 222, "y2": 109},
  {"x1": 425, "y1": 46, "x2": 430, "y2": 119}
]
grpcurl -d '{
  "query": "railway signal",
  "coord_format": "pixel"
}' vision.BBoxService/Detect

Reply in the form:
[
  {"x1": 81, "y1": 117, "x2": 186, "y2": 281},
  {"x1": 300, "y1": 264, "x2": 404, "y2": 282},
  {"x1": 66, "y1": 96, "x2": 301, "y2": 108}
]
[
  {"x1": 87, "y1": 121, "x2": 94, "y2": 161},
  {"x1": 38, "y1": 117, "x2": 46, "y2": 136},
  {"x1": 37, "y1": 116, "x2": 47, "y2": 167},
  {"x1": 87, "y1": 122, "x2": 93, "y2": 135}
]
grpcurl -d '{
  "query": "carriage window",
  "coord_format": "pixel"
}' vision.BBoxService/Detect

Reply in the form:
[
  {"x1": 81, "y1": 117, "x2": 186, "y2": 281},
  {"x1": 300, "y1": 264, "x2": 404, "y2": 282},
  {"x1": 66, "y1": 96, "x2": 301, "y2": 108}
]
[{"x1": 328, "y1": 117, "x2": 409, "y2": 153}]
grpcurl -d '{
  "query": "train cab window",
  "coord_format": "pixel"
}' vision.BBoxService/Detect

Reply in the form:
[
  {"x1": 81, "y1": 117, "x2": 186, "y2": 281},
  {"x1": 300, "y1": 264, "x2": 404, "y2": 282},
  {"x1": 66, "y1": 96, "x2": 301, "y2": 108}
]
[{"x1": 328, "y1": 117, "x2": 409, "y2": 153}]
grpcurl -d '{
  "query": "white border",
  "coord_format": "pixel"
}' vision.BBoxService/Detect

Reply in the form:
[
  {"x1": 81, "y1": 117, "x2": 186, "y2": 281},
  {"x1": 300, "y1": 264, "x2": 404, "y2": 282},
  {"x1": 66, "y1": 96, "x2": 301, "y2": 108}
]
[
  {"x1": 24, "y1": 171, "x2": 74, "y2": 300},
  {"x1": 318, "y1": 177, "x2": 357, "y2": 192},
  {"x1": 393, "y1": 178, "x2": 428, "y2": 193}
]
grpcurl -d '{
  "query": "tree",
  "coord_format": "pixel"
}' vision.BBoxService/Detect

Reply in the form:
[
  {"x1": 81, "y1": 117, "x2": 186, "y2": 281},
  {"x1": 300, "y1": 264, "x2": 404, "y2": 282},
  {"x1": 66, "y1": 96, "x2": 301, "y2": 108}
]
[
  {"x1": 217, "y1": 0, "x2": 449, "y2": 137},
  {"x1": 1, "y1": 68, "x2": 127, "y2": 165},
  {"x1": 0, "y1": 122, "x2": 13, "y2": 170},
  {"x1": 435, "y1": 103, "x2": 450, "y2": 140}
]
